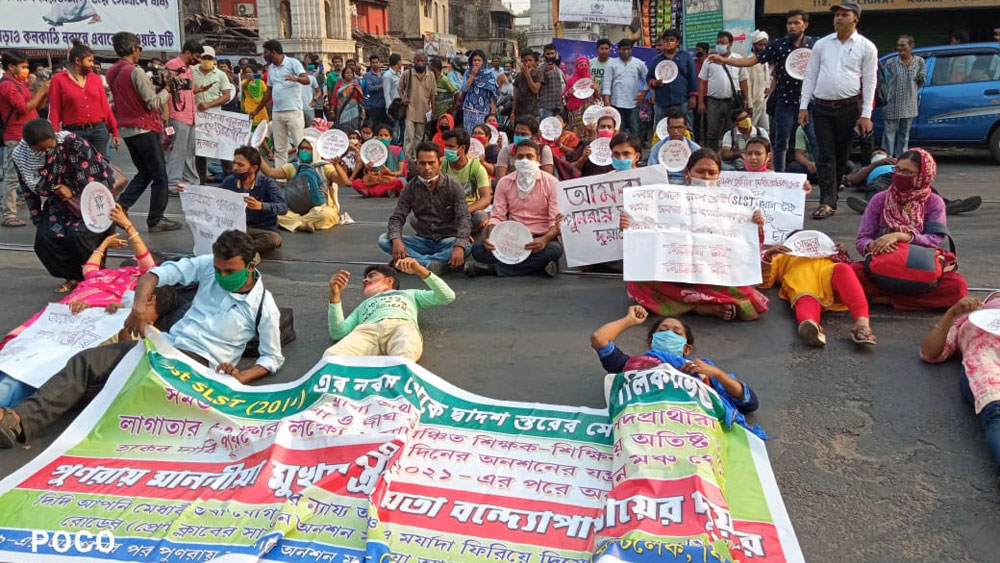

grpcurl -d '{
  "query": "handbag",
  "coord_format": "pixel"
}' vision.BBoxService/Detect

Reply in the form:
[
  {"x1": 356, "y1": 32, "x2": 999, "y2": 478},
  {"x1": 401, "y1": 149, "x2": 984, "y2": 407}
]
[
  {"x1": 864, "y1": 228, "x2": 957, "y2": 294},
  {"x1": 387, "y1": 69, "x2": 412, "y2": 122},
  {"x1": 721, "y1": 63, "x2": 746, "y2": 112}
]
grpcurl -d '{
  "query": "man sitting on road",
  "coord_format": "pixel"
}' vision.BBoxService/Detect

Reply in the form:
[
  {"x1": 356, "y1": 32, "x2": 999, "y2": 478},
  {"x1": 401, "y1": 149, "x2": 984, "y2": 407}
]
[
  {"x1": 0, "y1": 230, "x2": 284, "y2": 448},
  {"x1": 441, "y1": 128, "x2": 491, "y2": 238},
  {"x1": 219, "y1": 146, "x2": 289, "y2": 255},
  {"x1": 648, "y1": 110, "x2": 700, "y2": 184},
  {"x1": 466, "y1": 139, "x2": 562, "y2": 278},
  {"x1": 378, "y1": 142, "x2": 471, "y2": 275},
  {"x1": 326, "y1": 258, "x2": 455, "y2": 362}
]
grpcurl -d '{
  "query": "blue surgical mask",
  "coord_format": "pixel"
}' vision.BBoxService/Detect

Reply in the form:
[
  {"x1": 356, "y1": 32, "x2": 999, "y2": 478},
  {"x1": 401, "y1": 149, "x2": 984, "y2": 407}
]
[
  {"x1": 651, "y1": 330, "x2": 687, "y2": 356},
  {"x1": 512, "y1": 135, "x2": 530, "y2": 145},
  {"x1": 611, "y1": 157, "x2": 633, "y2": 171}
]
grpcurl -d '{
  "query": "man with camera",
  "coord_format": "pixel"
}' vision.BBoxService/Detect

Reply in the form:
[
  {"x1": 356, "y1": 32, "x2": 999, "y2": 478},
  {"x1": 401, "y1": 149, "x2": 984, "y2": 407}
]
[
  {"x1": 164, "y1": 40, "x2": 202, "y2": 195},
  {"x1": 107, "y1": 32, "x2": 180, "y2": 232}
]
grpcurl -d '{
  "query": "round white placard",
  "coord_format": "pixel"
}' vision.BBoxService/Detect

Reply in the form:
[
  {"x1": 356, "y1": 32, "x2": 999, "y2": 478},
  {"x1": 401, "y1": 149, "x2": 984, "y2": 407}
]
[
  {"x1": 599, "y1": 106, "x2": 621, "y2": 130},
  {"x1": 968, "y1": 309, "x2": 1000, "y2": 336},
  {"x1": 588, "y1": 137, "x2": 613, "y2": 166},
  {"x1": 783, "y1": 230, "x2": 838, "y2": 257},
  {"x1": 468, "y1": 137, "x2": 485, "y2": 159},
  {"x1": 539, "y1": 116, "x2": 563, "y2": 141},
  {"x1": 582, "y1": 104, "x2": 604, "y2": 126},
  {"x1": 249, "y1": 120, "x2": 269, "y2": 148},
  {"x1": 489, "y1": 221, "x2": 533, "y2": 264},
  {"x1": 785, "y1": 48, "x2": 812, "y2": 81},
  {"x1": 655, "y1": 117, "x2": 670, "y2": 140},
  {"x1": 572, "y1": 77, "x2": 595, "y2": 99},
  {"x1": 360, "y1": 139, "x2": 389, "y2": 167},
  {"x1": 81, "y1": 182, "x2": 115, "y2": 233},
  {"x1": 655, "y1": 59, "x2": 679, "y2": 83},
  {"x1": 316, "y1": 129, "x2": 350, "y2": 160},
  {"x1": 658, "y1": 139, "x2": 692, "y2": 172},
  {"x1": 487, "y1": 124, "x2": 499, "y2": 145}
]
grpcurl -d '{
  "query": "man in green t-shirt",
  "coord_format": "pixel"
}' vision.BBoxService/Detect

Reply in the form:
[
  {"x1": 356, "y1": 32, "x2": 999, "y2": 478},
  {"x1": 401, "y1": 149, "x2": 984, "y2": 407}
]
[
  {"x1": 789, "y1": 125, "x2": 817, "y2": 180},
  {"x1": 441, "y1": 129, "x2": 491, "y2": 237},
  {"x1": 326, "y1": 259, "x2": 455, "y2": 361},
  {"x1": 429, "y1": 58, "x2": 459, "y2": 120},
  {"x1": 324, "y1": 55, "x2": 343, "y2": 107}
]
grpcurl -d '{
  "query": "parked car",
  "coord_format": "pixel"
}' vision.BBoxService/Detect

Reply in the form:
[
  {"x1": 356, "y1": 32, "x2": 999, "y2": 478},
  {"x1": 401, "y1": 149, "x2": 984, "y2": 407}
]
[{"x1": 873, "y1": 42, "x2": 1000, "y2": 163}]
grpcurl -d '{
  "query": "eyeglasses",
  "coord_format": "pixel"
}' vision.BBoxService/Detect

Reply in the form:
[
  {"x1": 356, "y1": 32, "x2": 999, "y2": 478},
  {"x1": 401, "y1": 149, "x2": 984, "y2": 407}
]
[{"x1": 893, "y1": 166, "x2": 918, "y2": 176}]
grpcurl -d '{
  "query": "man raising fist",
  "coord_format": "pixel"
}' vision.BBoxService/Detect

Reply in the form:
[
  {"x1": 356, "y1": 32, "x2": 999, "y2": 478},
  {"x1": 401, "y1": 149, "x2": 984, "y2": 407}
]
[{"x1": 325, "y1": 258, "x2": 456, "y2": 361}]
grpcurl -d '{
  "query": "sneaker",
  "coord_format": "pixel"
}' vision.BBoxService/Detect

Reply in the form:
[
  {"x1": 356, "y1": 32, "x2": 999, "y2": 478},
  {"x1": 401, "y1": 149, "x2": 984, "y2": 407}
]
[
  {"x1": 148, "y1": 218, "x2": 183, "y2": 232},
  {"x1": 846, "y1": 196, "x2": 868, "y2": 214},
  {"x1": 543, "y1": 260, "x2": 559, "y2": 278},
  {"x1": 427, "y1": 261, "x2": 449, "y2": 276},
  {"x1": 797, "y1": 320, "x2": 827, "y2": 347},
  {"x1": 463, "y1": 258, "x2": 490, "y2": 278},
  {"x1": 0, "y1": 407, "x2": 22, "y2": 449},
  {"x1": 946, "y1": 196, "x2": 982, "y2": 215}
]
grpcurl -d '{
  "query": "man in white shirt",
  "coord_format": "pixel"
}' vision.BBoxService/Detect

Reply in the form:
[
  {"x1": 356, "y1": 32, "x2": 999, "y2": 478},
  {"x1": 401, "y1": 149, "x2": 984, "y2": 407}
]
[
  {"x1": 383, "y1": 53, "x2": 404, "y2": 145},
  {"x1": 601, "y1": 39, "x2": 647, "y2": 136},
  {"x1": 797, "y1": 1, "x2": 877, "y2": 219},
  {"x1": 698, "y1": 31, "x2": 748, "y2": 151}
]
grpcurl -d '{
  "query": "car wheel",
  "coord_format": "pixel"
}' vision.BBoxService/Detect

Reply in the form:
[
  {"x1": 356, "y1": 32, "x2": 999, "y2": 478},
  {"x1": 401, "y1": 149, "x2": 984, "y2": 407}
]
[{"x1": 990, "y1": 127, "x2": 1000, "y2": 164}]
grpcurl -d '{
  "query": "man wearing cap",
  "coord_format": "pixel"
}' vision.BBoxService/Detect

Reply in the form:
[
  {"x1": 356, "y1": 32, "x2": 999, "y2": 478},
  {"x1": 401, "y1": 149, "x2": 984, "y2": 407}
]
[
  {"x1": 798, "y1": 1, "x2": 877, "y2": 219},
  {"x1": 746, "y1": 31, "x2": 771, "y2": 130},
  {"x1": 602, "y1": 39, "x2": 647, "y2": 136},
  {"x1": 646, "y1": 29, "x2": 698, "y2": 131},
  {"x1": 192, "y1": 45, "x2": 233, "y2": 184},
  {"x1": 707, "y1": 9, "x2": 816, "y2": 173},
  {"x1": 164, "y1": 40, "x2": 202, "y2": 195}
]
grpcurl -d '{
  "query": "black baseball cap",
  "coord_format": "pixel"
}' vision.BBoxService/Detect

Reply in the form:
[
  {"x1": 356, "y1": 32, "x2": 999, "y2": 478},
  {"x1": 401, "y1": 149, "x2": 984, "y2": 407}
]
[{"x1": 830, "y1": 1, "x2": 861, "y2": 17}]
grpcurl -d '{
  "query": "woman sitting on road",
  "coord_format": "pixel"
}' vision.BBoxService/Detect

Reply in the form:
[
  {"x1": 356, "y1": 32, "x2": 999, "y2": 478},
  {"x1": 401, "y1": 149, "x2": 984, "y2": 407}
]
[
  {"x1": 623, "y1": 148, "x2": 770, "y2": 321},
  {"x1": 590, "y1": 306, "x2": 764, "y2": 437},
  {"x1": 257, "y1": 132, "x2": 348, "y2": 233},
  {"x1": 921, "y1": 294, "x2": 1000, "y2": 465},
  {"x1": 851, "y1": 148, "x2": 967, "y2": 310},
  {"x1": 13, "y1": 119, "x2": 116, "y2": 294},
  {"x1": 352, "y1": 124, "x2": 407, "y2": 198}
]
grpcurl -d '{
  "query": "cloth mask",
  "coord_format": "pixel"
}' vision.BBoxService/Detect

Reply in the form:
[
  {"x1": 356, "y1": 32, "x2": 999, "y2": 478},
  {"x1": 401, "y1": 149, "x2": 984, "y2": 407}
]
[
  {"x1": 443, "y1": 149, "x2": 459, "y2": 163},
  {"x1": 17, "y1": 68, "x2": 28, "y2": 80},
  {"x1": 417, "y1": 174, "x2": 438, "y2": 186},
  {"x1": 597, "y1": 130, "x2": 614, "y2": 139},
  {"x1": 80, "y1": 66, "x2": 93, "y2": 75},
  {"x1": 786, "y1": 32, "x2": 802, "y2": 42},
  {"x1": 414, "y1": 64, "x2": 427, "y2": 73},
  {"x1": 891, "y1": 172, "x2": 917, "y2": 192},
  {"x1": 201, "y1": 60, "x2": 216, "y2": 71},
  {"x1": 745, "y1": 159, "x2": 769, "y2": 172},
  {"x1": 234, "y1": 170, "x2": 251, "y2": 181},
  {"x1": 738, "y1": 118, "x2": 752, "y2": 129},
  {"x1": 512, "y1": 135, "x2": 530, "y2": 145},
  {"x1": 215, "y1": 266, "x2": 250, "y2": 293},
  {"x1": 611, "y1": 157, "x2": 633, "y2": 171},
  {"x1": 715, "y1": 44, "x2": 729, "y2": 55},
  {"x1": 514, "y1": 159, "x2": 540, "y2": 197},
  {"x1": 651, "y1": 330, "x2": 687, "y2": 356},
  {"x1": 263, "y1": 53, "x2": 273, "y2": 64},
  {"x1": 380, "y1": 138, "x2": 391, "y2": 147},
  {"x1": 298, "y1": 150, "x2": 313, "y2": 163},
  {"x1": 473, "y1": 135, "x2": 489, "y2": 145},
  {"x1": 688, "y1": 178, "x2": 718, "y2": 187}
]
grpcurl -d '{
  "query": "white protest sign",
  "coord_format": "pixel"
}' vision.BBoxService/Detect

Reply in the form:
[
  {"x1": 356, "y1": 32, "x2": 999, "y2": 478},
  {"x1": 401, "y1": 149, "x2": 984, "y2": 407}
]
[
  {"x1": 572, "y1": 77, "x2": 595, "y2": 99},
  {"x1": 317, "y1": 129, "x2": 349, "y2": 160},
  {"x1": 179, "y1": 184, "x2": 247, "y2": 256},
  {"x1": 785, "y1": 48, "x2": 812, "y2": 81},
  {"x1": 0, "y1": 299, "x2": 131, "y2": 387},
  {"x1": 360, "y1": 139, "x2": 389, "y2": 167},
  {"x1": 588, "y1": 137, "x2": 612, "y2": 166},
  {"x1": 557, "y1": 166, "x2": 669, "y2": 267},
  {"x1": 468, "y1": 137, "x2": 485, "y2": 159},
  {"x1": 622, "y1": 183, "x2": 762, "y2": 286},
  {"x1": 540, "y1": 116, "x2": 563, "y2": 141},
  {"x1": 716, "y1": 171, "x2": 807, "y2": 244},
  {"x1": 196, "y1": 110, "x2": 252, "y2": 160},
  {"x1": 658, "y1": 139, "x2": 692, "y2": 172},
  {"x1": 488, "y1": 221, "x2": 533, "y2": 264},
  {"x1": 487, "y1": 124, "x2": 499, "y2": 145},
  {"x1": 582, "y1": 105, "x2": 604, "y2": 126},
  {"x1": 655, "y1": 59, "x2": 678, "y2": 83},
  {"x1": 969, "y1": 309, "x2": 1000, "y2": 336},
  {"x1": 249, "y1": 120, "x2": 269, "y2": 148},
  {"x1": 80, "y1": 182, "x2": 114, "y2": 233},
  {"x1": 783, "y1": 230, "x2": 838, "y2": 257},
  {"x1": 655, "y1": 118, "x2": 670, "y2": 140}
]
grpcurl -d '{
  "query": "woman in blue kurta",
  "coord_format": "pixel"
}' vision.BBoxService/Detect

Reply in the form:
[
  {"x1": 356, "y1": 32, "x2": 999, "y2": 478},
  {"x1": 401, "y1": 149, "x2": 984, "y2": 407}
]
[{"x1": 460, "y1": 50, "x2": 498, "y2": 134}]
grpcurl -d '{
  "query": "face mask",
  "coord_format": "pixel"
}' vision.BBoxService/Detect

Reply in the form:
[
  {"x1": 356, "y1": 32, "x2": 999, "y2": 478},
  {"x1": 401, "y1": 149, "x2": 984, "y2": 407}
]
[
  {"x1": 80, "y1": 65, "x2": 93, "y2": 75},
  {"x1": 201, "y1": 60, "x2": 215, "y2": 71},
  {"x1": 439, "y1": 125, "x2": 450, "y2": 133},
  {"x1": 688, "y1": 177, "x2": 718, "y2": 187},
  {"x1": 234, "y1": 170, "x2": 250, "y2": 181},
  {"x1": 545, "y1": 57, "x2": 558, "y2": 65},
  {"x1": 380, "y1": 138, "x2": 391, "y2": 147},
  {"x1": 514, "y1": 158, "x2": 540, "y2": 176},
  {"x1": 298, "y1": 150, "x2": 313, "y2": 163},
  {"x1": 252, "y1": 72, "x2": 261, "y2": 79},
  {"x1": 611, "y1": 157, "x2": 633, "y2": 171},
  {"x1": 307, "y1": 64, "x2": 317, "y2": 70},
  {"x1": 715, "y1": 44, "x2": 729, "y2": 55},
  {"x1": 651, "y1": 330, "x2": 687, "y2": 356},
  {"x1": 597, "y1": 129, "x2": 614, "y2": 139},
  {"x1": 746, "y1": 159, "x2": 769, "y2": 172},
  {"x1": 871, "y1": 153, "x2": 888, "y2": 163},
  {"x1": 443, "y1": 149, "x2": 459, "y2": 163},
  {"x1": 17, "y1": 68, "x2": 28, "y2": 80},
  {"x1": 418, "y1": 174, "x2": 439, "y2": 186},
  {"x1": 349, "y1": 139, "x2": 360, "y2": 147},
  {"x1": 473, "y1": 134, "x2": 488, "y2": 145},
  {"x1": 263, "y1": 53, "x2": 273, "y2": 64},
  {"x1": 892, "y1": 172, "x2": 917, "y2": 191},
  {"x1": 512, "y1": 135, "x2": 530, "y2": 145},
  {"x1": 738, "y1": 118, "x2": 752, "y2": 129},
  {"x1": 363, "y1": 278, "x2": 394, "y2": 296},
  {"x1": 414, "y1": 64, "x2": 426, "y2": 73},
  {"x1": 215, "y1": 266, "x2": 250, "y2": 293}
]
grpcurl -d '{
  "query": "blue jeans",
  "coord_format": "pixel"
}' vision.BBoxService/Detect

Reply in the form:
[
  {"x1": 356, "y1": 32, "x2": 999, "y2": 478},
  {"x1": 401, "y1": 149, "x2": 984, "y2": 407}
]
[
  {"x1": 391, "y1": 119, "x2": 405, "y2": 146},
  {"x1": 65, "y1": 123, "x2": 111, "y2": 160},
  {"x1": 470, "y1": 239, "x2": 563, "y2": 277},
  {"x1": 772, "y1": 98, "x2": 816, "y2": 173},
  {"x1": 0, "y1": 372, "x2": 35, "y2": 408},
  {"x1": 882, "y1": 117, "x2": 912, "y2": 158},
  {"x1": 378, "y1": 233, "x2": 456, "y2": 267},
  {"x1": 613, "y1": 106, "x2": 641, "y2": 136},
  {"x1": 960, "y1": 373, "x2": 1000, "y2": 465}
]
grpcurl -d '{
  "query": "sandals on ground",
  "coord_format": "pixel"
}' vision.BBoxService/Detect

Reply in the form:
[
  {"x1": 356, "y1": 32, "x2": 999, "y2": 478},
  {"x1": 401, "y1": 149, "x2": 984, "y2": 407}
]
[
  {"x1": 811, "y1": 205, "x2": 836, "y2": 220},
  {"x1": 54, "y1": 280, "x2": 77, "y2": 294},
  {"x1": 851, "y1": 326, "x2": 877, "y2": 347},
  {"x1": 797, "y1": 320, "x2": 827, "y2": 347}
]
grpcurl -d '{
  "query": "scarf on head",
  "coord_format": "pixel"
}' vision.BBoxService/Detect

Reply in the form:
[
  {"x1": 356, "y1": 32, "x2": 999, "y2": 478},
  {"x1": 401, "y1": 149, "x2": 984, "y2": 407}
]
[
  {"x1": 882, "y1": 147, "x2": 936, "y2": 235},
  {"x1": 564, "y1": 57, "x2": 591, "y2": 112},
  {"x1": 431, "y1": 113, "x2": 455, "y2": 154},
  {"x1": 12, "y1": 131, "x2": 72, "y2": 192}
]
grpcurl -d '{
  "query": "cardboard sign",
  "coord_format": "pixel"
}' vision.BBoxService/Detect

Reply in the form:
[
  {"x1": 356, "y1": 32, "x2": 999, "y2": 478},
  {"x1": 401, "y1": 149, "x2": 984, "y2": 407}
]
[
  {"x1": 573, "y1": 77, "x2": 595, "y2": 99},
  {"x1": 540, "y1": 116, "x2": 563, "y2": 141},
  {"x1": 588, "y1": 137, "x2": 613, "y2": 166},
  {"x1": 195, "y1": 110, "x2": 252, "y2": 160},
  {"x1": 179, "y1": 184, "x2": 248, "y2": 256},
  {"x1": 317, "y1": 129, "x2": 350, "y2": 160},
  {"x1": 80, "y1": 182, "x2": 114, "y2": 233},
  {"x1": 583, "y1": 104, "x2": 605, "y2": 126}
]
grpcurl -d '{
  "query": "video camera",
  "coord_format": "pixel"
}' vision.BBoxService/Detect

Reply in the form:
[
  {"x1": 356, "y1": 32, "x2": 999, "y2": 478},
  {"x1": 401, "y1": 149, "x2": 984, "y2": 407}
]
[{"x1": 149, "y1": 64, "x2": 192, "y2": 107}]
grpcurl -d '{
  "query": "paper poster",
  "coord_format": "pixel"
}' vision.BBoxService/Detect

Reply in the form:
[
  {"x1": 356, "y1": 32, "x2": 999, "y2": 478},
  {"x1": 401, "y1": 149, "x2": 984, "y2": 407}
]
[
  {"x1": 557, "y1": 166, "x2": 669, "y2": 267},
  {"x1": 195, "y1": 110, "x2": 252, "y2": 160},
  {"x1": 0, "y1": 299, "x2": 130, "y2": 387},
  {"x1": 179, "y1": 184, "x2": 247, "y2": 256},
  {"x1": 557, "y1": 0, "x2": 632, "y2": 25},
  {"x1": 0, "y1": 332, "x2": 805, "y2": 563},
  {"x1": 622, "y1": 183, "x2": 762, "y2": 285},
  {"x1": 783, "y1": 230, "x2": 837, "y2": 257},
  {"x1": 0, "y1": 0, "x2": 180, "y2": 50},
  {"x1": 716, "y1": 171, "x2": 807, "y2": 244}
]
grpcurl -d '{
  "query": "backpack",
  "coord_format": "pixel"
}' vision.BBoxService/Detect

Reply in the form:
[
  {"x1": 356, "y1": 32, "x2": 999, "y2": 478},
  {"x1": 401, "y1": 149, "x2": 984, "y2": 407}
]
[
  {"x1": 863, "y1": 224, "x2": 957, "y2": 294},
  {"x1": 875, "y1": 61, "x2": 890, "y2": 108},
  {"x1": 284, "y1": 163, "x2": 327, "y2": 215}
]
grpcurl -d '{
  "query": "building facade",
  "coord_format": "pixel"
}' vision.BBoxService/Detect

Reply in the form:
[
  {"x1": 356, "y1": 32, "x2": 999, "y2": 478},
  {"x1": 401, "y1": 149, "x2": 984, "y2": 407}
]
[
  {"x1": 256, "y1": 0, "x2": 356, "y2": 60},
  {"x1": 451, "y1": 0, "x2": 517, "y2": 57},
  {"x1": 354, "y1": 0, "x2": 390, "y2": 36}
]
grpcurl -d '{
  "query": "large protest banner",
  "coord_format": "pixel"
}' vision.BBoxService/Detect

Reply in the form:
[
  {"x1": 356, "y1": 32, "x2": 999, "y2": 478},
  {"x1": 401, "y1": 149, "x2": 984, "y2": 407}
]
[
  {"x1": 558, "y1": 0, "x2": 632, "y2": 25},
  {"x1": 622, "y1": 183, "x2": 762, "y2": 285},
  {"x1": 0, "y1": 0, "x2": 180, "y2": 50},
  {"x1": 195, "y1": 111, "x2": 252, "y2": 161},
  {"x1": 0, "y1": 300, "x2": 129, "y2": 388},
  {"x1": 717, "y1": 171, "x2": 807, "y2": 245},
  {"x1": 179, "y1": 185, "x2": 247, "y2": 256},
  {"x1": 557, "y1": 167, "x2": 669, "y2": 268},
  {"x1": 0, "y1": 331, "x2": 804, "y2": 562}
]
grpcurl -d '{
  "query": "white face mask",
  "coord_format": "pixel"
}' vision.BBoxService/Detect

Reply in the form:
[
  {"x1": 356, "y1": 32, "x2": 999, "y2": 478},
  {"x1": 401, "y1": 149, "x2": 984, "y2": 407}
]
[
  {"x1": 688, "y1": 177, "x2": 718, "y2": 187},
  {"x1": 715, "y1": 44, "x2": 729, "y2": 55},
  {"x1": 417, "y1": 174, "x2": 439, "y2": 186},
  {"x1": 514, "y1": 158, "x2": 540, "y2": 196},
  {"x1": 871, "y1": 153, "x2": 888, "y2": 163}
]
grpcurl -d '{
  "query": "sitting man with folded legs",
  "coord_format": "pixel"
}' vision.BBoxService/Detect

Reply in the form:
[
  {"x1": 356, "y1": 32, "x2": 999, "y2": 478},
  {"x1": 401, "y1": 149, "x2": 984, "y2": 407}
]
[
  {"x1": 0, "y1": 230, "x2": 285, "y2": 448},
  {"x1": 377, "y1": 141, "x2": 471, "y2": 276},
  {"x1": 326, "y1": 258, "x2": 454, "y2": 362},
  {"x1": 465, "y1": 139, "x2": 563, "y2": 278}
]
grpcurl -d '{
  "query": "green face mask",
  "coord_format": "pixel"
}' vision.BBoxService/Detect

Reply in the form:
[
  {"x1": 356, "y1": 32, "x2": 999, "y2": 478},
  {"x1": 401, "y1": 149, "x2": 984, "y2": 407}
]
[
  {"x1": 215, "y1": 266, "x2": 250, "y2": 293},
  {"x1": 298, "y1": 149, "x2": 313, "y2": 163},
  {"x1": 443, "y1": 148, "x2": 459, "y2": 163}
]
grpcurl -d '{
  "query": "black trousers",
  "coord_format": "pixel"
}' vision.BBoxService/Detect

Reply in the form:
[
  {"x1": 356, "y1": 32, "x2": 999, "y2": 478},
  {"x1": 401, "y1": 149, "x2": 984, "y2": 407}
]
[
  {"x1": 813, "y1": 101, "x2": 860, "y2": 208},
  {"x1": 118, "y1": 131, "x2": 169, "y2": 226},
  {"x1": 34, "y1": 222, "x2": 109, "y2": 281}
]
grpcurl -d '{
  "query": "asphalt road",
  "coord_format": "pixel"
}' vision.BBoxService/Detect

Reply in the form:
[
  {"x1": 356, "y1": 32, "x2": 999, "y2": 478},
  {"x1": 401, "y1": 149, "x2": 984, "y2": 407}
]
[{"x1": 0, "y1": 147, "x2": 998, "y2": 562}]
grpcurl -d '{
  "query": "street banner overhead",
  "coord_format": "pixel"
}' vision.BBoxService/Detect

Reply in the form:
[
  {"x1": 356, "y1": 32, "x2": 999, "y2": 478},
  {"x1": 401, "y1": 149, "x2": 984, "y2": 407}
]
[{"x1": 0, "y1": 0, "x2": 181, "y2": 50}]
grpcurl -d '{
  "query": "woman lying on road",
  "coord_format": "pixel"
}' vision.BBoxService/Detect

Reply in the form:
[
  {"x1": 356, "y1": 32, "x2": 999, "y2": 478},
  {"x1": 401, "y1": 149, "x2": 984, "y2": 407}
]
[
  {"x1": 623, "y1": 148, "x2": 770, "y2": 321},
  {"x1": 852, "y1": 148, "x2": 967, "y2": 310},
  {"x1": 921, "y1": 294, "x2": 1000, "y2": 465},
  {"x1": 590, "y1": 306, "x2": 764, "y2": 437}
]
